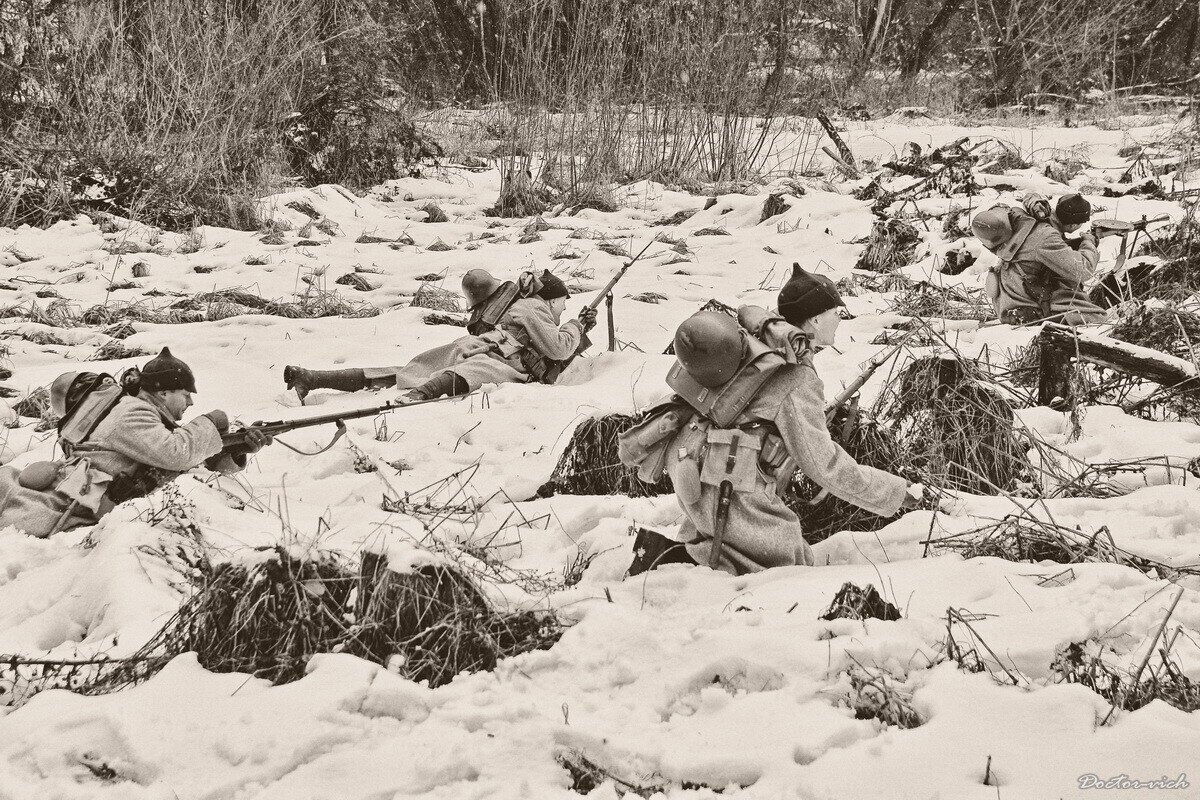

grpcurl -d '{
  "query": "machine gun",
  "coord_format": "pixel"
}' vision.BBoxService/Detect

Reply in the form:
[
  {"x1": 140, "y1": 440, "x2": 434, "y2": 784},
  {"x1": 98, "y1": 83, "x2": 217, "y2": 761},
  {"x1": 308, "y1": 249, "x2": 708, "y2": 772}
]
[{"x1": 1090, "y1": 214, "x2": 1171, "y2": 307}]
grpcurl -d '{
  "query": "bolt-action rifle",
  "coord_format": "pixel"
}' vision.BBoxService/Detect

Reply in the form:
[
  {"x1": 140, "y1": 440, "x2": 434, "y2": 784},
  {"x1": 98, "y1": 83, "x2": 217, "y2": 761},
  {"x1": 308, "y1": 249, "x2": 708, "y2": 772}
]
[
  {"x1": 106, "y1": 393, "x2": 475, "y2": 504},
  {"x1": 554, "y1": 235, "x2": 664, "y2": 374},
  {"x1": 220, "y1": 391, "x2": 476, "y2": 455}
]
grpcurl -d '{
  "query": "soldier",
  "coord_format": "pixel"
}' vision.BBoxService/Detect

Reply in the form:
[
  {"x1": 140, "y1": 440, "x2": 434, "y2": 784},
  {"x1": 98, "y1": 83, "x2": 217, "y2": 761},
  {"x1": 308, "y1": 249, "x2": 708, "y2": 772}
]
[
  {"x1": 0, "y1": 348, "x2": 270, "y2": 538},
  {"x1": 283, "y1": 269, "x2": 598, "y2": 403},
  {"x1": 975, "y1": 193, "x2": 1105, "y2": 326},
  {"x1": 619, "y1": 265, "x2": 923, "y2": 575}
]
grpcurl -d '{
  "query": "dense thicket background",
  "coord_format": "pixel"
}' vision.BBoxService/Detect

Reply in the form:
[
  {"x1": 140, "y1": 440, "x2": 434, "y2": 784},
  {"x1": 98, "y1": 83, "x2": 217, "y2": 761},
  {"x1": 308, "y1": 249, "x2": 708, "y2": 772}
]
[{"x1": 1, "y1": 0, "x2": 1196, "y2": 228}]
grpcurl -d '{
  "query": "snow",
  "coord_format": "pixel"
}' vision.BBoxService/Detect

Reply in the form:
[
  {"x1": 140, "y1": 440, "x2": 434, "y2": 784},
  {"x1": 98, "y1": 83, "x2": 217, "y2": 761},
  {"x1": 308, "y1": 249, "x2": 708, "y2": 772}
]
[{"x1": 0, "y1": 115, "x2": 1197, "y2": 798}]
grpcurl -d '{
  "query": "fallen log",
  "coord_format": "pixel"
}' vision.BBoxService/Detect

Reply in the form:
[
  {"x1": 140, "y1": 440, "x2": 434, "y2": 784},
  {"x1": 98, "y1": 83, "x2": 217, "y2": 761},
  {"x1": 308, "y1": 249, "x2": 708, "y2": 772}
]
[
  {"x1": 817, "y1": 111, "x2": 859, "y2": 176},
  {"x1": 1036, "y1": 322, "x2": 1200, "y2": 406}
]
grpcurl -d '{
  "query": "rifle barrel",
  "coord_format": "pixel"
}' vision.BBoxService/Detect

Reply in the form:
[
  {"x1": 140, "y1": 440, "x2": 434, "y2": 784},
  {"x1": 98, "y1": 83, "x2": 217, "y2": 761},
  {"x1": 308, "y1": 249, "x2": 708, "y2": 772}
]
[
  {"x1": 583, "y1": 236, "x2": 661, "y2": 312},
  {"x1": 220, "y1": 392, "x2": 475, "y2": 447}
]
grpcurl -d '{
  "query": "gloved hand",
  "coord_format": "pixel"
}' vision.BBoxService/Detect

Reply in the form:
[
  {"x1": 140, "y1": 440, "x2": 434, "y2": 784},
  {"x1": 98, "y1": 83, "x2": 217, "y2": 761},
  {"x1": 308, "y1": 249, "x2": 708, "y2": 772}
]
[
  {"x1": 578, "y1": 306, "x2": 598, "y2": 333},
  {"x1": 204, "y1": 410, "x2": 229, "y2": 432},
  {"x1": 241, "y1": 426, "x2": 273, "y2": 453}
]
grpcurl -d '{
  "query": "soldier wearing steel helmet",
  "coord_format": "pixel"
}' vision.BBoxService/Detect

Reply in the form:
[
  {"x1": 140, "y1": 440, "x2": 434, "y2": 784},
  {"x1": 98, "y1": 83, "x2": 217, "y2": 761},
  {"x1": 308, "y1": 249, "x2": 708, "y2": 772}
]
[
  {"x1": 0, "y1": 348, "x2": 270, "y2": 538},
  {"x1": 620, "y1": 265, "x2": 921, "y2": 575},
  {"x1": 283, "y1": 268, "x2": 598, "y2": 404}
]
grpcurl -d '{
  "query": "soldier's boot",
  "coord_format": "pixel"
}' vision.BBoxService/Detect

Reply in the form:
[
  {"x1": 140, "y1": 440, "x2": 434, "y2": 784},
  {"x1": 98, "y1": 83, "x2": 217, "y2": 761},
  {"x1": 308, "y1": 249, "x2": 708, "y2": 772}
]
[
  {"x1": 283, "y1": 366, "x2": 367, "y2": 404},
  {"x1": 625, "y1": 527, "x2": 698, "y2": 577},
  {"x1": 403, "y1": 371, "x2": 469, "y2": 403}
]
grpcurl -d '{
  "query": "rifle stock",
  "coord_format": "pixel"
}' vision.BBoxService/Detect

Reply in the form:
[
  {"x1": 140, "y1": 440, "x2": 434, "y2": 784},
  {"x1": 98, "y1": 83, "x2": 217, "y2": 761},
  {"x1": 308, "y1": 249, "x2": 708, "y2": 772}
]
[{"x1": 220, "y1": 392, "x2": 475, "y2": 450}]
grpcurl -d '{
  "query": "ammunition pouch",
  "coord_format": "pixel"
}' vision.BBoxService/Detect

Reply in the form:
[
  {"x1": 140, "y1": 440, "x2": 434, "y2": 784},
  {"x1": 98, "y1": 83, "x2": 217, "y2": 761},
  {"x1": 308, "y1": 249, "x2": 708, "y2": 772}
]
[
  {"x1": 617, "y1": 397, "x2": 694, "y2": 483},
  {"x1": 669, "y1": 420, "x2": 794, "y2": 521},
  {"x1": 53, "y1": 458, "x2": 114, "y2": 514}
]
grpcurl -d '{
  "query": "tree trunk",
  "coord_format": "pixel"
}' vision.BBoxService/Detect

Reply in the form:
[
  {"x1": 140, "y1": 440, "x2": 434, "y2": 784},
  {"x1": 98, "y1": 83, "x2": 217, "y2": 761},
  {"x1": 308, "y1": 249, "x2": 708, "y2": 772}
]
[
  {"x1": 760, "y1": 3, "x2": 790, "y2": 105},
  {"x1": 901, "y1": 0, "x2": 966, "y2": 78}
]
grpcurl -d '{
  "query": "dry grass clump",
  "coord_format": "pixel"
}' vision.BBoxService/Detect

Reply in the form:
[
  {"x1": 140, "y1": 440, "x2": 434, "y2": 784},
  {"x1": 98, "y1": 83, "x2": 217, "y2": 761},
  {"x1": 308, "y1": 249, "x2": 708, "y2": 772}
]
[
  {"x1": 88, "y1": 340, "x2": 151, "y2": 361},
  {"x1": 85, "y1": 549, "x2": 562, "y2": 693},
  {"x1": 855, "y1": 218, "x2": 922, "y2": 273},
  {"x1": 556, "y1": 750, "x2": 723, "y2": 797},
  {"x1": 12, "y1": 387, "x2": 51, "y2": 419},
  {"x1": 411, "y1": 283, "x2": 462, "y2": 312},
  {"x1": 1052, "y1": 639, "x2": 1200, "y2": 714},
  {"x1": 925, "y1": 517, "x2": 1200, "y2": 581},
  {"x1": 423, "y1": 312, "x2": 466, "y2": 327},
  {"x1": 873, "y1": 355, "x2": 1029, "y2": 494},
  {"x1": 888, "y1": 282, "x2": 992, "y2": 321},
  {"x1": 486, "y1": 168, "x2": 555, "y2": 218},
  {"x1": 1108, "y1": 303, "x2": 1200, "y2": 362},
  {"x1": 846, "y1": 667, "x2": 923, "y2": 729},
  {"x1": 537, "y1": 415, "x2": 674, "y2": 498},
  {"x1": 820, "y1": 582, "x2": 901, "y2": 621},
  {"x1": 335, "y1": 273, "x2": 376, "y2": 292}
]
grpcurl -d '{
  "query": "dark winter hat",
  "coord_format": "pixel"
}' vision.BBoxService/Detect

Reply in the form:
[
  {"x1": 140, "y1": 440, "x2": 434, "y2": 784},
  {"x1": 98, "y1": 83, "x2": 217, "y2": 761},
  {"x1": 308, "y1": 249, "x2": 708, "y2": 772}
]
[
  {"x1": 777, "y1": 264, "x2": 845, "y2": 327},
  {"x1": 140, "y1": 347, "x2": 197, "y2": 393},
  {"x1": 536, "y1": 270, "x2": 569, "y2": 301},
  {"x1": 1056, "y1": 193, "x2": 1092, "y2": 225}
]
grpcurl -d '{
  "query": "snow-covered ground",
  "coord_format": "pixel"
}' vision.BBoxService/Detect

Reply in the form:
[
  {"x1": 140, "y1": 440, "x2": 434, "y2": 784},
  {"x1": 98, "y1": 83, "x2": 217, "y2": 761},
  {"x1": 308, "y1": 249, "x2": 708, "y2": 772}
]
[{"x1": 0, "y1": 117, "x2": 1198, "y2": 799}]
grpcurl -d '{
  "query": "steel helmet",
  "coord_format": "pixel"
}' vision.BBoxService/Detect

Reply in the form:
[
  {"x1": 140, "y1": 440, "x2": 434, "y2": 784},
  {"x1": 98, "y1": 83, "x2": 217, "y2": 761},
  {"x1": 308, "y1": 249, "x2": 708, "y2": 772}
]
[
  {"x1": 49, "y1": 371, "x2": 83, "y2": 417},
  {"x1": 461, "y1": 269, "x2": 503, "y2": 309},
  {"x1": 673, "y1": 312, "x2": 745, "y2": 388},
  {"x1": 971, "y1": 206, "x2": 1015, "y2": 251}
]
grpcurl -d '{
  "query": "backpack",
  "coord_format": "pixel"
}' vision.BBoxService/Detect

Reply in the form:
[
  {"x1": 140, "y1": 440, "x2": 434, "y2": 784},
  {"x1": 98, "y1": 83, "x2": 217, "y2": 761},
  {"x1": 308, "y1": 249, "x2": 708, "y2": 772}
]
[
  {"x1": 57, "y1": 370, "x2": 138, "y2": 454},
  {"x1": 973, "y1": 205, "x2": 1049, "y2": 312},
  {"x1": 666, "y1": 330, "x2": 788, "y2": 428},
  {"x1": 465, "y1": 271, "x2": 541, "y2": 336},
  {"x1": 466, "y1": 281, "x2": 521, "y2": 335}
]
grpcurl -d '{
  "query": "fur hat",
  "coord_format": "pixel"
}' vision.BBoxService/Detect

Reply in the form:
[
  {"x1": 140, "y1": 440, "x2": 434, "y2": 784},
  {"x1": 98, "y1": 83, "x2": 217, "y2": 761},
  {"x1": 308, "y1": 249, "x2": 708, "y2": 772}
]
[
  {"x1": 777, "y1": 264, "x2": 845, "y2": 327},
  {"x1": 536, "y1": 270, "x2": 569, "y2": 301},
  {"x1": 1056, "y1": 193, "x2": 1092, "y2": 225},
  {"x1": 140, "y1": 347, "x2": 196, "y2": 393}
]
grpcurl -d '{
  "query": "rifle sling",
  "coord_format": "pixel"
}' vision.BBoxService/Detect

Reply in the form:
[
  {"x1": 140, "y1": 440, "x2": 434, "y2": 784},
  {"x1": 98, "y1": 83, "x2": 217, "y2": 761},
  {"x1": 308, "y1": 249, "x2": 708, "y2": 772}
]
[{"x1": 270, "y1": 420, "x2": 348, "y2": 456}]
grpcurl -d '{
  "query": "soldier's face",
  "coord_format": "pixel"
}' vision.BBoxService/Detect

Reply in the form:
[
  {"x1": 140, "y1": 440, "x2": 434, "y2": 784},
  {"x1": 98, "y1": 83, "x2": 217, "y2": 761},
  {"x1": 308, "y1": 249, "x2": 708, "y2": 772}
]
[
  {"x1": 805, "y1": 308, "x2": 841, "y2": 346},
  {"x1": 549, "y1": 296, "x2": 567, "y2": 318},
  {"x1": 158, "y1": 389, "x2": 194, "y2": 421}
]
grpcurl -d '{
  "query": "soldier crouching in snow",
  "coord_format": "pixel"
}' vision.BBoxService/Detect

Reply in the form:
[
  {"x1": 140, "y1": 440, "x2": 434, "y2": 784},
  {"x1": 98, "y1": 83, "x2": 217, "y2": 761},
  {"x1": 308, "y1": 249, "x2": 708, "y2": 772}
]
[
  {"x1": 618, "y1": 265, "x2": 923, "y2": 576},
  {"x1": 0, "y1": 348, "x2": 271, "y2": 538},
  {"x1": 974, "y1": 192, "x2": 1106, "y2": 326},
  {"x1": 283, "y1": 269, "x2": 599, "y2": 404}
]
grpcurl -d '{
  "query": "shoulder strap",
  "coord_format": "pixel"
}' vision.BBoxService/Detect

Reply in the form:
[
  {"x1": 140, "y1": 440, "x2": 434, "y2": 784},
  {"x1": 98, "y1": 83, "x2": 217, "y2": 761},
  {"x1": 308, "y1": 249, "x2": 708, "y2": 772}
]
[
  {"x1": 993, "y1": 215, "x2": 1040, "y2": 264},
  {"x1": 466, "y1": 281, "x2": 520, "y2": 335},
  {"x1": 667, "y1": 332, "x2": 788, "y2": 427}
]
